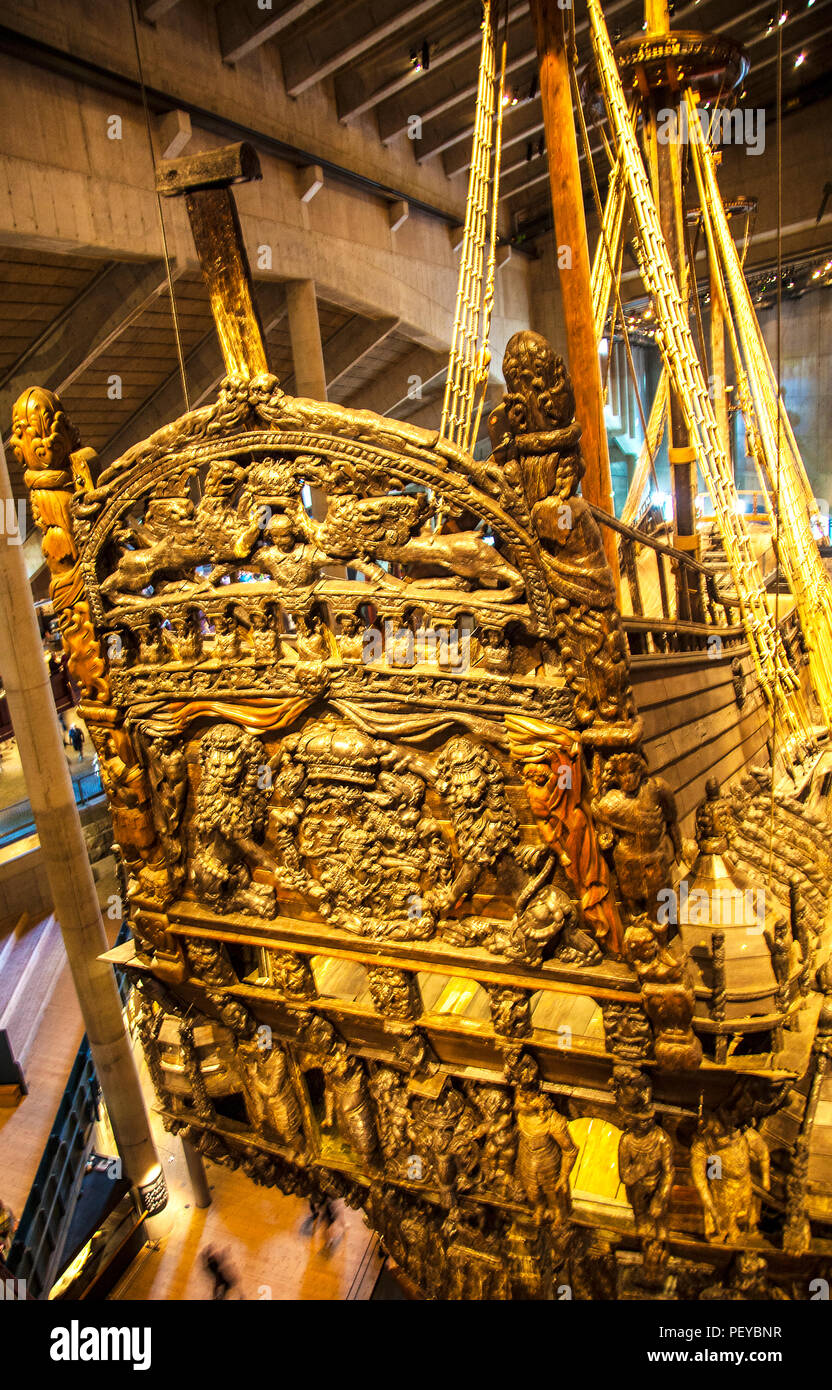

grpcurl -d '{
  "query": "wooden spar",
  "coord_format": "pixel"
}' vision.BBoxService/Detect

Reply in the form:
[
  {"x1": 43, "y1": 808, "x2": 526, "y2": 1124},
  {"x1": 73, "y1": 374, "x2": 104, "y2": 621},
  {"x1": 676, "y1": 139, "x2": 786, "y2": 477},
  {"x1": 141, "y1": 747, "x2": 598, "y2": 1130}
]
[
  {"x1": 528, "y1": 0, "x2": 620, "y2": 591},
  {"x1": 157, "y1": 141, "x2": 268, "y2": 379},
  {"x1": 642, "y1": 0, "x2": 702, "y2": 618}
]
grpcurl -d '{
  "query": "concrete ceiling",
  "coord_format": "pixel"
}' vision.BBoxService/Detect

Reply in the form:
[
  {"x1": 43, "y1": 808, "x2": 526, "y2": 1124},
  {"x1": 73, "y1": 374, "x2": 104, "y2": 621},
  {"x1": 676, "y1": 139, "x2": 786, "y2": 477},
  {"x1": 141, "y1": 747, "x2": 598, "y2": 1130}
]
[
  {"x1": 191, "y1": 0, "x2": 832, "y2": 238},
  {"x1": 0, "y1": 247, "x2": 449, "y2": 508}
]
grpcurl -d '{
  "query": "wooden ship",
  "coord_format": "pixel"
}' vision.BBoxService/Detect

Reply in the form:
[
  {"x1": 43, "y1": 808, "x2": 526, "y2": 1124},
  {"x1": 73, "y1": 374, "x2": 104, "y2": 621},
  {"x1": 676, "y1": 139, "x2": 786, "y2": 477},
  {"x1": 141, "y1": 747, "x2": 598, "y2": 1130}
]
[{"x1": 9, "y1": 0, "x2": 832, "y2": 1300}]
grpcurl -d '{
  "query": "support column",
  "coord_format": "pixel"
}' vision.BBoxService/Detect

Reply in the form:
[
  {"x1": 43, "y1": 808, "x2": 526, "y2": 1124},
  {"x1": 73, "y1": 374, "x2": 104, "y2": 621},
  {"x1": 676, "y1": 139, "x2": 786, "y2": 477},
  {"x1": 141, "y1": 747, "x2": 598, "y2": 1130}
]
[
  {"x1": 528, "y1": 0, "x2": 620, "y2": 589},
  {"x1": 0, "y1": 440, "x2": 168, "y2": 1239},
  {"x1": 286, "y1": 279, "x2": 327, "y2": 401},
  {"x1": 182, "y1": 1136, "x2": 212, "y2": 1208}
]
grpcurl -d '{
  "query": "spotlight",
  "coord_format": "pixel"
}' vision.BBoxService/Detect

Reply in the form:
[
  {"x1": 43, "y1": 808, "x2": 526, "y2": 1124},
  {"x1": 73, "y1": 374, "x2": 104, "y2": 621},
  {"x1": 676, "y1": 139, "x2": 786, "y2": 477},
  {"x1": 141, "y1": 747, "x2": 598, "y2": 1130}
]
[
  {"x1": 794, "y1": 50, "x2": 806, "y2": 66},
  {"x1": 410, "y1": 40, "x2": 431, "y2": 72}
]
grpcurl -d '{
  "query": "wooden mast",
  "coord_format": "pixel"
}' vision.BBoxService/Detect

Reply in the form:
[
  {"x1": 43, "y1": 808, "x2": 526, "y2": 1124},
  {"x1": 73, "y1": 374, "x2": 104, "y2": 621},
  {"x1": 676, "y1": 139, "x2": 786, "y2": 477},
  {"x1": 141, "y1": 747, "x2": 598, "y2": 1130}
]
[
  {"x1": 528, "y1": 0, "x2": 620, "y2": 588},
  {"x1": 643, "y1": 0, "x2": 701, "y2": 618}
]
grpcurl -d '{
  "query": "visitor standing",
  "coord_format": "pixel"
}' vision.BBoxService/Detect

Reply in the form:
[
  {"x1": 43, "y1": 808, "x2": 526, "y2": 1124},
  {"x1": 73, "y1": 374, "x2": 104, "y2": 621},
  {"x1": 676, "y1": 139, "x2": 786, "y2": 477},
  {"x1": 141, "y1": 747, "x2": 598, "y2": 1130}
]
[{"x1": 67, "y1": 724, "x2": 85, "y2": 761}]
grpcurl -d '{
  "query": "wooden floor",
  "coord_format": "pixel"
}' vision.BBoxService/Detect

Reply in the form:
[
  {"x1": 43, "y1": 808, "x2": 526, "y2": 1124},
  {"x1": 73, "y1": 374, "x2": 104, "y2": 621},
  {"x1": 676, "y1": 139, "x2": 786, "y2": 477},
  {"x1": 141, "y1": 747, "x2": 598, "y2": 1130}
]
[
  {"x1": 110, "y1": 1031, "x2": 380, "y2": 1301},
  {"x1": 0, "y1": 893, "x2": 379, "y2": 1301},
  {"x1": 0, "y1": 930, "x2": 87, "y2": 1217}
]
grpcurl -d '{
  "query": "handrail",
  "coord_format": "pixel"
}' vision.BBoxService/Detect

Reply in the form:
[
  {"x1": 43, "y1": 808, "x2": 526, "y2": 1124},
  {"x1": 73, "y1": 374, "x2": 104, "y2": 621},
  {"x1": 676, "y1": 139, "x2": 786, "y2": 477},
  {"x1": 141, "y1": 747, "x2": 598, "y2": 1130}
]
[
  {"x1": 587, "y1": 501, "x2": 736, "y2": 584},
  {"x1": 588, "y1": 501, "x2": 746, "y2": 655}
]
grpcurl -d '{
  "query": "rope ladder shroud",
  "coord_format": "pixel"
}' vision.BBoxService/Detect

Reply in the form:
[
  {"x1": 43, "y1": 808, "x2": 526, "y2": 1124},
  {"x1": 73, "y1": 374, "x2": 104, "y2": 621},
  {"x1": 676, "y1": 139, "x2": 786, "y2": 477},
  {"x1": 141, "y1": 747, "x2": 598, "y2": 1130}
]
[
  {"x1": 684, "y1": 88, "x2": 832, "y2": 726},
  {"x1": 585, "y1": 0, "x2": 814, "y2": 760}
]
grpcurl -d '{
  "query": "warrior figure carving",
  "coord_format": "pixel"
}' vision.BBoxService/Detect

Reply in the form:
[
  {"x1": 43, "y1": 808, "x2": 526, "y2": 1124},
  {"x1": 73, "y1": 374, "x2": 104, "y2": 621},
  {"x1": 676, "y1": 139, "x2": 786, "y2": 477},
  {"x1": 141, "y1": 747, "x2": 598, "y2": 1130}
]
[
  {"x1": 237, "y1": 1038, "x2": 306, "y2": 1154},
  {"x1": 591, "y1": 752, "x2": 682, "y2": 920}
]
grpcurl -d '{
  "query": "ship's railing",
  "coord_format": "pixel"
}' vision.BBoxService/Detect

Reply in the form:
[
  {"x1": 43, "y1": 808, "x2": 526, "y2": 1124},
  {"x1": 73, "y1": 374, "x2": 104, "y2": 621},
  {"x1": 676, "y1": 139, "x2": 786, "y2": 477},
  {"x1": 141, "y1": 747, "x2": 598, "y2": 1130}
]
[{"x1": 589, "y1": 504, "x2": 745, "y2": 656}]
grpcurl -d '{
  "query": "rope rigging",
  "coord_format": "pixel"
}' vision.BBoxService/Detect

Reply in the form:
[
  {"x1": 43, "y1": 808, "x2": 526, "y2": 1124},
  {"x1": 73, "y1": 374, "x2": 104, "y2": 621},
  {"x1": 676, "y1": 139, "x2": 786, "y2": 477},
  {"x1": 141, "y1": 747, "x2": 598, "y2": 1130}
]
[
  {"x1": 440, "y1": 0, "x2": 507, "y2": 453},
  {"x1": 585, "y1": 0, "x2": 814, "y2": 765}
]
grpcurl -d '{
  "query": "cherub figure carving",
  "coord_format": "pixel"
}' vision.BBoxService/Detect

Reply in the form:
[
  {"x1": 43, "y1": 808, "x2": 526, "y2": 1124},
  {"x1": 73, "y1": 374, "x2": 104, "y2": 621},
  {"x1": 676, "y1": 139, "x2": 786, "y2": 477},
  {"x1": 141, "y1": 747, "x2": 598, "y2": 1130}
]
[
  {"x1": 247, "y1": 605, "x2": 281, "y2": 662},
  {"x1": 488, "y1": 331, "x2": 636, "y2": 727},
  {"x1": 211, "y1": 606, "x2": 242, "y2": 663},
  {"x1": 189, "y1": 723, "x2": 277, "y2": 917}
]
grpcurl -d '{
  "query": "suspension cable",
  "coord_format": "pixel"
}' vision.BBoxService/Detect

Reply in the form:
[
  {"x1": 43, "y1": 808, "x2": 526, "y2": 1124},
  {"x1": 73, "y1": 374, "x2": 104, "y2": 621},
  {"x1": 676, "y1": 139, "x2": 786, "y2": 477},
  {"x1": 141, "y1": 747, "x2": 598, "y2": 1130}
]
[{"x1": 128, "y1": 0, "x2": 190, "y2": 413}]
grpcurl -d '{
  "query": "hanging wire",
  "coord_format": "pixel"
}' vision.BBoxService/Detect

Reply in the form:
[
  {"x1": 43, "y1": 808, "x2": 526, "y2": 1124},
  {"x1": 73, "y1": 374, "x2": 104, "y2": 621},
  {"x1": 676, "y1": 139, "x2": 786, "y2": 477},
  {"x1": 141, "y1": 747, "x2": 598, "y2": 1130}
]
[{"x1": 128, "y1": 0, "x2": 191, "y2": 413}]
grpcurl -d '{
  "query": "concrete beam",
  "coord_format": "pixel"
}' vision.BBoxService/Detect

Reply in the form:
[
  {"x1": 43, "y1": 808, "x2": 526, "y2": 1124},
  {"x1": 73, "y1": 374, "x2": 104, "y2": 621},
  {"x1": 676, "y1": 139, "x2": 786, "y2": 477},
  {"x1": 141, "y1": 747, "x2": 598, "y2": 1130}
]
[
  {"x1": 346, "y1": 344, "x2": 447, "y2": 418},
  {"x1": 388, "y1": 199, "x2": 409, "y2": 233},
  {"x1": 376, "y1": 0, "x2": 635, "y2": 145},
  {"x1": 443, "y1": 99, "x2": 544, "y2": 178},
  {"x1": 449, "y1": 224, "x2": 465, "y2": 254},
  {"x1": 101, "y1": 283, "x2": 288, "y2": 465},
  {"x1": 282, "y1": 0, "x2": 442, "y2": 99},
  {"x1": 0, "y1": 258, "x2": 170, "y2": 435},
  {"x1": 286, "y1": 279, "x2": 327, "y2": 400},
  {"x1": 378, "y1": 45, "x2": 537, "y2": 146},
  {"x1": 324, "y1": 314, "x2": 400, "y2": 390},
  {"x1": 216, "y1": 0, "x2": 329, "y2": 65},
  {"x1": 139, "y1": 0, "x2": 184, "y2": 21},
  {"x1": 335, "y1": 2, "x2": 527, "y2": 124},
  {"x1": 298, "y1": 164, "x2": 324, "y2": 203},
  {"x1": 156, "y1": 108, "x2": 192, "y2": 159}
]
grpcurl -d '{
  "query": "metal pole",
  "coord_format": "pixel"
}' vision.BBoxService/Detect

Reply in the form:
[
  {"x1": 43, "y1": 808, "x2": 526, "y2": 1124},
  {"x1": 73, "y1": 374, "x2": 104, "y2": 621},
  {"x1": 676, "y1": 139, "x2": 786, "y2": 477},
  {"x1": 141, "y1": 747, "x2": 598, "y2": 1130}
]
[{"x1": 0, "y1": 436, "x2": 169, "y2": 1239}]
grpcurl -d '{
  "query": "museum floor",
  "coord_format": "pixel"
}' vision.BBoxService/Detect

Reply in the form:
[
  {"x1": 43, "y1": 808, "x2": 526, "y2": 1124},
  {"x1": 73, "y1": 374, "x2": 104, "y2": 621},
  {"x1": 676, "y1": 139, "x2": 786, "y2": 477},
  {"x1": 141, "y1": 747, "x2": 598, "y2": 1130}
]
[{"x1": 0, "y1": 896, "x2": 381, "y2": 1301}]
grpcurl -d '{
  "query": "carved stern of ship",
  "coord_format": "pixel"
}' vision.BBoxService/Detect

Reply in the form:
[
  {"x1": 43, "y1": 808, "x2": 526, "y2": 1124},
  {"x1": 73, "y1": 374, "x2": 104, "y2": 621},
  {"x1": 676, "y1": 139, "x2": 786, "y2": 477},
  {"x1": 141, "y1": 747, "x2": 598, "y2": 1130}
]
[{"x1": 13, "y1": 146, "x2": 832, "y2": 1301}]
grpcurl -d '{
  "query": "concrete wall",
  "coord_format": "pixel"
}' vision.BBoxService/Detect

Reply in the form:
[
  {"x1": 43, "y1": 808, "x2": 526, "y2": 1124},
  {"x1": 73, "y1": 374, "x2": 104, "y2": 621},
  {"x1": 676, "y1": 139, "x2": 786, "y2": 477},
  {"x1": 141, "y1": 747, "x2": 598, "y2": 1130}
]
[{"x1": 758, "y1": 289, "x2": 832, "y2": 506}]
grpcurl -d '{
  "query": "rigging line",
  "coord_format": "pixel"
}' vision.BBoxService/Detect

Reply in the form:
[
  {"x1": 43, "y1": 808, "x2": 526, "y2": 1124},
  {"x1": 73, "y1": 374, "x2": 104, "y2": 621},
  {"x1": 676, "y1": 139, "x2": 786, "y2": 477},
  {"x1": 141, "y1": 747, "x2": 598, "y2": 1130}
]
[
  {"x1": 469, "y1": 11, "x2": 507, "y2": 452},
  {"x1": 569, "y1": 21, "x2": 659, "y2": 501},
  {"x1": 686, "y1": 214, "x2": 709, "y2": 384},
  {"x1": 601, "y1": 233, "x2": 625, "y2": 399},
  {"x1": 128, "y1": 0, "x2": 190, "y2": 413}
]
